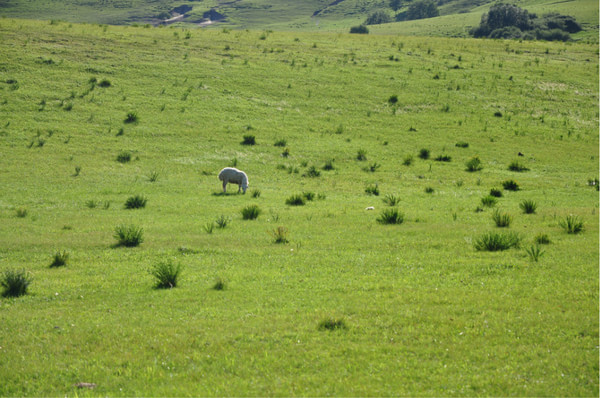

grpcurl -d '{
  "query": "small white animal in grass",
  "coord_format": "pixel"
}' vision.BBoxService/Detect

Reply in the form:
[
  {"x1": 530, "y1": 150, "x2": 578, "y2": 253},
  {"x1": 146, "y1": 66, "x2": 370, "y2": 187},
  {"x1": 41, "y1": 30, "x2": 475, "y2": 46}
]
[
  {"x1": 365, "y1": 206, "x2": 375, "y2": 210},
  {"x1": 218, "y1": 167, "x2": 249, "y2": 194}
]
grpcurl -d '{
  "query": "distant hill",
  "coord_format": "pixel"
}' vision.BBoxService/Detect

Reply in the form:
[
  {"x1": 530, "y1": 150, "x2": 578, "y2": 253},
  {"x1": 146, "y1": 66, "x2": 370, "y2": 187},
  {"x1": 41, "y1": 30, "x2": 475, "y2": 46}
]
[{"x1": 0, "y1": 0, "x2": 597, "y2": 39}]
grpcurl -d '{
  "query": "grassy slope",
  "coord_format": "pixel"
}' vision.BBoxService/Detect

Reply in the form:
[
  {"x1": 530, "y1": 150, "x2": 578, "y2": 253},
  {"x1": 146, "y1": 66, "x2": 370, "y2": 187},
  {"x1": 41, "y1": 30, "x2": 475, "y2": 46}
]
[{"x1": 0, "y1": 18, "x2": 598, "y2": 396}]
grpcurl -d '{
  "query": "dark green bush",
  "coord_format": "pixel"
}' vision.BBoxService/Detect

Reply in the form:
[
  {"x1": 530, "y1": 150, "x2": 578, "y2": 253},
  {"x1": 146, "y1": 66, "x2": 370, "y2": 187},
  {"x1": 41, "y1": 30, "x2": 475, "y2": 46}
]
[
  {"x1": 114, "y1": 224, "x2": 144, "y2": 247},
  {"x1": 241, "y1": 204, "x2": 261, "y2": 220},
  {"x1": 124, "y1": 195, "x2": 147, "y2": 209},
  {"x1": 377, "y1": 208, "x2": 405, "y2": 225},
  {"x1": 1, "y1": 269, "x2": 32, "y2": 298},
  {"x1": 150, "y1": 261, "x2": 182, "y2": 289}
]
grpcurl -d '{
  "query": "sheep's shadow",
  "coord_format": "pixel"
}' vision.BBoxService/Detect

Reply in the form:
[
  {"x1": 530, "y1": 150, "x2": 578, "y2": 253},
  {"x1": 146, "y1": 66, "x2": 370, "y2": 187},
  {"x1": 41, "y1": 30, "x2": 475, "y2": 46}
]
[{"x1": 211, "y1": 191, "x2": 244, "y2": 197}]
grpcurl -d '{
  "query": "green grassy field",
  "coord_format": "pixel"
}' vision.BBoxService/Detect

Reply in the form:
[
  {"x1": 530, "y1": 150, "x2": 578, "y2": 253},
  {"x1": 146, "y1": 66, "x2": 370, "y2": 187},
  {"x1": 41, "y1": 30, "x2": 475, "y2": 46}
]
[{"x1": 0, "y1": 18, "x2": 598, "y2": 396}]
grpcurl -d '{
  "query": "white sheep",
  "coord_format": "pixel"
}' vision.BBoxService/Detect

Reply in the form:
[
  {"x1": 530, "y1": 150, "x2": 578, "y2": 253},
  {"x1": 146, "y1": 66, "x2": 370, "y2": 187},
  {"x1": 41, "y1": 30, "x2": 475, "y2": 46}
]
[{"x1": 218, "y1": 167, "x2": 249, "y2": 194}]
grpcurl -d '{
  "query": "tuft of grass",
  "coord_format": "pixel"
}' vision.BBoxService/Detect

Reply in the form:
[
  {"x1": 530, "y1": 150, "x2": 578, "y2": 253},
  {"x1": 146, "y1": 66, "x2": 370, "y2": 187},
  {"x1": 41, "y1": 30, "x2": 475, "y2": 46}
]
[
  {"x1": 241, "y1": 134, "x2": 256, "y2": 145},
  {"x1": 98, "y1": 78, "x2": 111, "y2": 88},
  {"x1": 363, "y1": 162, "x2": 381, "y2": 172},
  {"x1": 281, "y1": 148, "x2": 290, "y2": 158},
  {"x1": 124, "y1": 111, "x2": 138, "y2": 124},
  {"x1": 116, "y1": 151, "x2": 132, "y2": 163},
  {"x1": 274, "y1": 139, "x2": 286, "y2": 147},
  {"x1": 418, "y1": 148, "x2": 430, "y2": 160},
  {"x1": 302, "y1": 192, "x2": 315, "y2": 201},
  {"x1": 402, "y1": 155, "x2": 414, "y2": 166},
  {"x1": 148, "y1": 171, "x2": 159, "y2": 182},
  {"x1": 286, "y1": 194, "x2": 306, "y2": 206},
  {"x1": 113, "y1": 224, "x2": 144, "y2": 247},
  {"x1": 382, "y1": 194, "x2": 400, "y2": 206},
  {"x1": 465, "y1": 156, "x2": 483, "y2": 172},
  {"x1": 424, "y1": 187, "x2": 434, "y2": 194},
  {"x1": 50, "y1": 250, "x2": 69, "y2": 268},
  {"x1": 365, "y1": 184, "x2": 379, "y2": 196},
  {"x1": 251, "y1": 189, "x2": 261, "y2": 198},
  {"x1": 318, "y1": 317, "x2": 347, "y2": 331},
  {"x1": 215, "y1": 215, "x2": 230, "y2": 229},
  {"x1": 322, "y1": 159, "x2": 335, "y2": 170},
  {"x1": 15, "y1": 207, "x2": 28, "y2": 218},
  {"x1": 480, "y1": 195, "x2": 497, "y2": 207},
  {"x1": 388, "y1": 94, "x2": 398, "y2": 104},
  {"x1": 474, "y1": 231, "x2": 521, "y2": 251},
  {"x1": 535, "y1": 233, "x2": 551, "y2": 245},
  {"x1": 150, "y1": 261, "x2": 182, "y2": 289},
  {"x1": 241, "y1": 204, "x2": 261, "y2": 220},
  {"x1": 212, "y1": 278, "x2": 226, "y2": 291},
  {"x1": 85, "y1": 200, "x2": 98, "y2": 209},
  {"x1": 492, "y1": 209, "x2": 512, "y2": 227},
  {"x1": 269, "y1": 226, "x2": 289, "y2": 244},
  {"x1": 508, "y1": 160, "x2": 529, "y2": 172},
  {"x1": 124, "y1": 195, "x2": 147, "y2": 209},
  {"x1": 1, "y1": 269, "x2": 32, "y2": 298},
  {"x1": 356, "y1": 149, "x2": 367, "y2": 161},
  {"x1": 502, "y1": 179, "x2": 520, "y2": 191},
  {"x1": 455, "y1": 141, "x2": 469, "y2": 148},
  {"x1": 204, "y1": 222, "x2": 214, "y2": 234},
  {"x1": 519, "y1": 199, "x2": 537, "y2": 214},
  {"x1": 434, "y1": 154, "x2": 452, "y2": 162},
  {"x1": 525, "y1": 245, "x2": 545, "y2": 262},
  {"x1": 303, "y1": 166, "x2": 321, "y2": 177},
  {"x1": 489, "y1": 188, "x2": 503, "y2": 198},
  {"x1": 559, "y1": 215, "x2": 584, "y2": 234},
  {"x1": 377, "y1": 208, "x2": 405, "y2": 225}
]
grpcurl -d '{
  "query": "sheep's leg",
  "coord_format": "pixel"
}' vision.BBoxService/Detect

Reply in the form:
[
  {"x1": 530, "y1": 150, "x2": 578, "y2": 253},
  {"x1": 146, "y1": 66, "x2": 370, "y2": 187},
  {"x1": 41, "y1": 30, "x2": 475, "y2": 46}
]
[
  {"x1": 237, "y1": 185, "x2": 241, "y2": 193},
  {"x1": 222, "y1": 181, "x2": 227, "y2": 193}
]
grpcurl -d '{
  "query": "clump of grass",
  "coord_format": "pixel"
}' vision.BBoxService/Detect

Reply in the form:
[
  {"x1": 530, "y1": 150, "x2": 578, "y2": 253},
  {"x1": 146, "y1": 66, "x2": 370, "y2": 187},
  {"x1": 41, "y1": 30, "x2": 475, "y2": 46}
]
[
  {"x1": 150, "y1": 261, "x2": 182, "y2": 289},
  {"x1": 303, "y1": 166, "x2": 321, "y2": 177},
  {"x1": 356, "y1": 149, "x2": 367, "y2": 161},
  {"x1": 213, "y1": 278, "x2": 226, "y2": 291},
  {"x1": 434, "y1": 154, "x2": 452, "y2": 162},
  {"x1": 365, "y1": 184, "x2": 380, "y2": 196},
  {"x1": 148, "y1": 171, "x2": 159, "y2": 182},
  {"x1": 274, "y1": 139, "x2": 287, "y2": 147},
  {"x1": 15, "y1": 207, "x2": 28, "y2": 218},
  {"x1": 535, "y1": 233, "x2": 551, "y2": 245},
  {"x1": 318, "y1": 317, "x2": 347, "y2": 331},
  {"x1": 204, "y1": 222, "x2": 214, "y2": 234},
  {"x1": 241, "y1": 204, "x2": 261, "y2": 220},
  {"x1": 502, "y1": 179, "x2": 520, "y2": 191},
  {"x1": 465, "y1": 156, "x2": 483, "y2": 172},
  {"x1": 286, "y1": 194, "x2": 306, "y2": 206},
  {"x1": 492, "y1": 209, "x2": 512, "y2": 227},
  {"x1": 424, "y1": 187, "x2": 434, "y2": 194},
  {"x1": 215, "y1": 215, "x2": 230, "y2": 229},
  {"x1": 302, "y1": 192, "x2": 315, "y2": 201},
  {"x1": 480, "y1": 195, "x2": 497, "y2": 207},
  {"x1": 519, "y1": 199, "x2": 537, "y2": 214},
  {"x1": 116, "y1": 151, "x2": 132, "y2": 163},
  {"x1": 124, "y1": 111, "x2": 138, "y2": 124},
  {"x1": 363, "y1": 162, "x2": 381, "y2": 172},
  {"x1": 114, "y1": 224, "x2": 144, "y2": 247},
  {"x1": 281, "y1": 148, "x2": 290, "y2": 158},
  {"x1": 559, "y1": 215, "x2": 584, "y2": 234},
  {"x1": 377, "y1": 208, "x2": 405, "y2": 225},
  {"x1": 525, "y1": 245, "x2": 545, "y2": 262},
  {"x1": 50, "y1": 250, "x2": 69, "y2": 268},
  {"x1": 251, "y1": 189, "x2": 261, "y2": 198},
  {"x1": 489, "y1": 188, "x2": 503, "y2": 198},
  {"x1": 1, "y1": 269, "x2": 32, "y2": 298},
  {"x1": 382, "y1": 194, "x2": 400, "y2": 206},
  {"x1": 73, "y1": 166, "x2": 81, "y2": 177},
  {"x1": 269, "y1": 226, "x2": 289, "y2": 243},
  {"x1": 402, "y1": 155, "x2": 414, "y2": 166},
  {"x1": 124, "y1": 195, "x2": 147, "y2": 209},
  {"x1": 322, "y1": 159, "x2": 335, "y2": 170},
  {"x1": 98, "y1": 78, "x2": 111, "y2": 88},
  {"x1": 455, "y1": 141, "x2": 469, "y2": 148},
  {"x1": 418, "y1": 148, "x2": 430, "y2": 160},
  {"x1": 241, "y1": 134, "x2": 256, "y2": 145},
  {"x1": 473, "y1": 231, "x2": 521, "y2": 251},
  {"x1": 388, "y1": 94, "x2": 398, "y2": 104},
  {"x1": 508, "y1": 160, "x2": 529, "y2": 172},
  {"x1": 85, "y1": 200, "x2": 98, "y2": 209}
]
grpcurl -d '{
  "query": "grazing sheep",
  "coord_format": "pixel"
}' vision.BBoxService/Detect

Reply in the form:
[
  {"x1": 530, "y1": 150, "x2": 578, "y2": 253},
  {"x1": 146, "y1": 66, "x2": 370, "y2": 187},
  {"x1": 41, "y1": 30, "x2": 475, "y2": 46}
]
[
  {"x1": 365, "y1": 206, "x2": 375, "y2": 210},
  {"x1": 218, "y1": 167, "x2": 249, "y2": 194}
]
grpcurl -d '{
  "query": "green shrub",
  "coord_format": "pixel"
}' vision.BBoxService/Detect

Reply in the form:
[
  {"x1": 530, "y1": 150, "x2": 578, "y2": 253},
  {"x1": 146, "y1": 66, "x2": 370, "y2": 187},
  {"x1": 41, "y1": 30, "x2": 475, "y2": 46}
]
[
  {"x1": 492, "y1": 209, "x2": 512, "y2": 227},
  {"x1": 377, "y1": 208, "x2": 405, "y2": 225},
  {"x1": 116, "y1": 151, "x2": 132, "y2": 163},
  {"x1": 418, "y1": 148, "x2": 430, "y2": 160},
  {"x1": 241, "y1": 134, "x2": 256, "y2": 145},
  {"x1": 286, "y1": 194, "x2": 306, "y2": 206},
  {"x1": 525, "y1": 245, "x2": 545, "y2": 262},
  {"x1": 365, "y1": 184, "x2": 379, "y2": 196},
  {"x1": 269, "y1": 226, "x2": 289, "y2": 243},
  {"x1": 502, "y1": 179, "x2": 520, "y2": 191},
  {"x1": 124, "y1": 195, "x2": 147, "y2": 209},
  {"x1": 1, "y1": 269, "x2": 32, "y2": 298},
  {"x1": 318, "y1": 317, "x2": 347, "y2": 331},
  {"x1": 519, "y1": 199, "x2": 537, "y2": 214},
  {"x1": 480, "y1": 195, "x2": 497, "y2": 207},
  {"x1": 474, "y1": 231, "x2": 521, "y2": 251},
  {"x1": 489, "y1": 188, "x2": 503, "y2": 198},
  {"x1": 465, "y1": 156, "x2": 483, "y2": 172},
  {"x1": 124, "y1": 111, "x2": 138, "y2": 124},
  {"x1": 50, "y1": 250, "x2": 69, "y2": 268},
  {"x1": 350, "y1": 25, "x2": 369, "y2": 34},
  {"x1": 559, "y1": 215, "x2": 584, "y2": 234},
  {"x1": 382, "y1": 194, "x2": 400, "y2": 206},
  {"x1": 150, "y1": 261, "x2": 182, "y2": 289},
  {"x1": 241, "y1": 204, "x2": 261, "y2": 220},
  {"x1": 114, "y1": 224, "x2": 144, "y2": 247},
  {"x1": 508, "y1": 160, "x2": 529, "y2": 172},
  {"x1": 215, "y1": 215, "x2": 230, "y2": 229}
]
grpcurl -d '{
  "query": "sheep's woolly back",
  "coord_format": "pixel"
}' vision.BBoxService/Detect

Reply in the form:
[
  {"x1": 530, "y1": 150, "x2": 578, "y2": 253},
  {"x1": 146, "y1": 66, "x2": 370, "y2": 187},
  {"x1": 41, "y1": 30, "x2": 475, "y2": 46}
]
[{"x1": 218, "y1": 167, "x2": 249, "y2": 187}]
